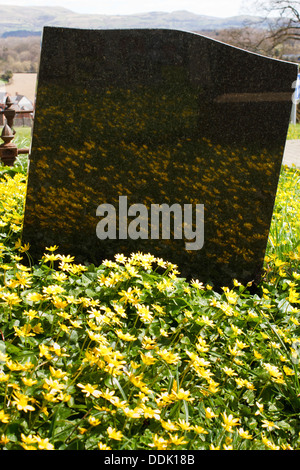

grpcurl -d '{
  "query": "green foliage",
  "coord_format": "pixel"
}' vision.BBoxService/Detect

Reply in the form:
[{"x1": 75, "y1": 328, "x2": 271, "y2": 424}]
[
  {"x1": 0, "y1": 70, "x2": 12, "y2": 83},
  {"x1": 0, "y1": 145, "x2": 299, "y2": 450},
  {"x1": 287, "y1": 123, "x2": 300, "y2": 140}
]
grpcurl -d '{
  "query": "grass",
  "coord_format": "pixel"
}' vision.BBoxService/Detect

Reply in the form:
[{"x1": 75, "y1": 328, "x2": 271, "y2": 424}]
[
  {"x1": 0, "y1": 128, "x2": 299, "y2": 450},
  {"x1": 287, "y1": 123, "x2": 300, "y2": 140}
]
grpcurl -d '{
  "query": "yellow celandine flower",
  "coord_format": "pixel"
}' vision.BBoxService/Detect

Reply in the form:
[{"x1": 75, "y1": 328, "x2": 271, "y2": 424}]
[
  {"x1": 156, "y1": 278, "x2": 175, "y2": 292},
  {"x1": 223, "y1": 287, "x2": 239, "y2": 305},
  {"x1": 223, "y1": 366, "x2": 238, "y2": 377},
  {"x1": 34, "y1": 436, "x2": 54, "y2": 450},
  {"x1": 1, "y1": 292, "x2": 21, "y2": 307},
  {"x1": 69, "y1": 319, "x2": 82, "y2": 329},
  {"x1": 270, "y1": 341, "x2": 281, "y2": 349},
  {"x1": 161, "y1": 420, "x2": 179, "y2": 431},
  {"x1": 43, "y1": 377, "x2": 66, "y2": 393},
  {"x1": 208, "y1": 380, "x2": 220, "y2": 393},
  {"x1": 12, "y1": 391, "x2": 35, "y2": 413},
  {"x1": 231, "y1": 324, "x2": 243, "y2": 335},
  {"x1": 118, "y1": 287, "x2": 140, "y2": 305},
  {"x1": 288, "y1": 288, "x2": 300, "y2": 304},
  {"x1": 255, "y1": 402, "x2": 264, "y2": 416},
  {"x1": 281, "y1": 443, "x2": 294, "y2": 450},
  {"x1": 115, "y1": 330, "x2": 137, "y2": 342},
  {"x1": 290, "y1": 316, "x2": 300, "y2": 326},
  {"x1": 173, "y1": 388, "x2": 195, "y2": 402},
  {"x1": 59, "y1": 323, "x2": 70, "y2": 334},
  {"x1": 142, "y1": 336, "x2": 157, "y2": 350},
  {"x1": 5, "y1": 360, "x2": 24, "y2": 371},
  {"x1": 114, "y1": 253, "x2": 127, "y2": 264},
  {"x1": 191, "y1": 279, "x2": 204, "y2": 289},
  {"x1": 140, "y1": 352, "x2": 157, "y2": 365},
  {"x1": 253, "y1": 349, "x2": 263, "y2": 359},
  {"x1": 107, "y1": 426, "x2": 123, "y2": 441},
  {"x1": 160, "y1": 328, "x2": 169, "y2": 337},
  {"x1": 261, "y1": 433, "x2": 280, "y2": 450},
  {"x1": 43, "y1": 284, "x2": 65, "y2": 296},
  {"x1": 13, "y1": 272, "x2": 32, "y2": 288},
  {"x1": 98, "y1": 442, "x2": 112, "y2": 450},
  {"x1": 22, "y1": 377, "x2": 37, "y2": 386},
  {"x1": 26, "y1": 292, "x2": 44, "y2": 302},
  {"x1": 58, "y1": 255, "x2": 75, "y2": 264},
  {"x1": 152, "y1": 304, "x2": 165, "y2": 316},
  {"x1": 77, "y1": 383, "x2": 101, "y2": 398},
  {"x1": 52, "y1": 297, "x2": 68, "y2": 309},
  {"x1": 168, "y1": 434, "x2": 188, "y2": 446},
  {"x1": 14, "y1": 324, "x2": 36, "y2": 338},
  {"x1": 88, "y1": 416, "x2": 101, "y2": 427},
  {"x1": 177, "y1": 419, "x2": 192, "y2": 431},
  {"x1": 148, "y1": 434, "x2": 169, "y2": 450},
  {"x1": 209, "y1": 444, "x2": 220, "y2": 450},
  {"x1": 199, "y1": 315, "x2": 214, "y2": 327},
  {"x1": 141, "y1": 405, "x2": 161, "y2": 420},
  {"x1": 155, "y1": 391, "x2": 176, "y2": 408},
  {"x1": 130, "y1": 360, "x2": 140, "y2": 370},
  {"x1": 196, "y1": 336, "x2": 209, "y2": 352},
  {"x1": 263, "y1": 363, "x2": 285, "y2": 383},
  {"x1": 23, "y1": 309, "x2": 38, "y2": 320},
  {"x1": 0, "y1": 434, "x2": 9, "y2": 445},
  {"x1": 45, "y1": 245, "x2": 59, "y2": 252},
  {"x1": 136, "y1": 304, "x2": 154, "y2": 323},
  {"x1": 99, "y1": 388, "x2": 118, "y2": 404},
  {"x1": 43, "y1": 253, "x2": 61, "y2": 263},
  {"x1": 50, "y1": 342, "x2": 69, "y2": 357},
  {"x1": 235, "y1": 378, "x2": 256, "y2": 390},
  {"x1": 237, "y1": 428, "x2": 253, "y2": 440},
  {"x1": 221, "y1": 412, "x2": 240, "y2": 432},
  {"x1": 0, "y1": 409, "x2": 10, "y2": 423},
  {"x1": 205, "y1": 407, "x2": 218, "y2": 419},
  {"x1": 0, "y1": 372, "x2": 9, "y2": 382},
  {"x1": 261, "y1": 420, "x2": 280, "y2": 431},
  {"x1": 21, "y1": 433, "x2": 38, "y2": 448},
  {"x1": 52, "y1": 272, "x2": 68, "y2": 282},
  {"x1": 112, "y1": 303, "x2": 127, "y2": 318},
  {"x1": 123, "y1": 407, "x2": 143, "y2": 418},
  {"x1": 193, "y1": 425, "x2": 208, "y2": 435},
  {"x1": 77, "y1": 427, "x2": 87, "y2": 435},
  {"x1": 228, "y1": 345, "x2": 244, "y2": 357},
  {"x1": 39, "y1": 344, "x2": 52, "y2": 360},
  {"x1": 235, "y1": 339, "x2": 249, "y2": 350},
  {"x1": 156, "y1": 348, "x2": 180, "y2": 365},
  {"x1": 283, "y1": 365, "x2": 295, "y2": 376}
]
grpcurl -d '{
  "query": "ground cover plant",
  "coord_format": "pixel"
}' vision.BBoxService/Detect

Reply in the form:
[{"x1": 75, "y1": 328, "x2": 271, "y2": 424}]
[
  {"x1": 287, "y1": 123, "x2": 300, "y2": 140},
  {"x1": 0, "y1": 129, "x2": 299, "y2": 450}
]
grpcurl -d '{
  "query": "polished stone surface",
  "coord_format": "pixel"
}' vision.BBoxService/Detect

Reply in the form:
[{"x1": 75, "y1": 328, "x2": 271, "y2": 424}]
[{"x1": 22, "y1": 27, "x2": 298, "y2": 287}]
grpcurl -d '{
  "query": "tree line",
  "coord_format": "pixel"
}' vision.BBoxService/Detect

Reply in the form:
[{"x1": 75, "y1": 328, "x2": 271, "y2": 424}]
[{"x1": 0, "y1": 36, "x2": 40, "y2": 78}]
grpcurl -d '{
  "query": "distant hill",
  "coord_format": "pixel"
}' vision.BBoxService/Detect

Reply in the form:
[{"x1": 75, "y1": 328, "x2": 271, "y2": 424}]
[{"x1": 0, "y1": 5, "x2": 269, "y2": 37}]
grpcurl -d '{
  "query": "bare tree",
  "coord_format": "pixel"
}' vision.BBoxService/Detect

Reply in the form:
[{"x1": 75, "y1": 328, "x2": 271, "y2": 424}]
[{"x1": 242, "y1": 1, "x2": 300, "y2": 56}]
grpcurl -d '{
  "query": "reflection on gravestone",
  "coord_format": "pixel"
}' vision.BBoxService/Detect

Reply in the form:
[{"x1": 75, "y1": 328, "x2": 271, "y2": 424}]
[{"x1": 22, "y1": 27, "x2": 298, "y2": 288}]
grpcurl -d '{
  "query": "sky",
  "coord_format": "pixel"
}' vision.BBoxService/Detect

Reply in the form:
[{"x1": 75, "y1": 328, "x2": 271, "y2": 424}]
[{"x1": 2, "y1": 0, "x2": 253, "y2": 18}]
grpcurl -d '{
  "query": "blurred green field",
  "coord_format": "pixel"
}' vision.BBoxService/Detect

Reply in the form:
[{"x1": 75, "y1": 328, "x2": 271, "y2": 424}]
[{"x1": 287, "y1": 123, "x2": 300, "y2": 139}]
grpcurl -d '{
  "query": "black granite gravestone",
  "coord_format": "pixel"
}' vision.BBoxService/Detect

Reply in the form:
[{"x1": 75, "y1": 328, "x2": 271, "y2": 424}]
[{"x1": 22, "y1": 27, "x2": 298, "y2": 287}]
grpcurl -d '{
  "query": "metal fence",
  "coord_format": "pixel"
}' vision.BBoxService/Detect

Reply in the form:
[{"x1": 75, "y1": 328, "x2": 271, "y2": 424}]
[{"x1": 0, "y1": 96, "x2": 33, "y2": 166}]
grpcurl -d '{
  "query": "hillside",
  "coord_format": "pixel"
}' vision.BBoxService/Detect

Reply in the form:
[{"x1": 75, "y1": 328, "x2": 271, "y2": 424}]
[{"x1": 0, "y1": 5, "x2": 267, "y2": 37}]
